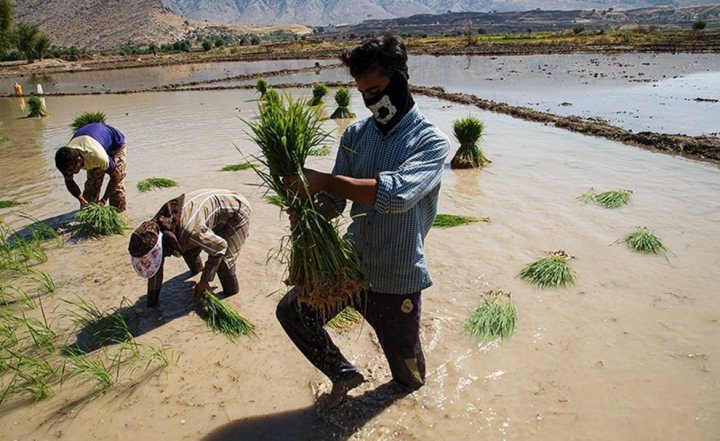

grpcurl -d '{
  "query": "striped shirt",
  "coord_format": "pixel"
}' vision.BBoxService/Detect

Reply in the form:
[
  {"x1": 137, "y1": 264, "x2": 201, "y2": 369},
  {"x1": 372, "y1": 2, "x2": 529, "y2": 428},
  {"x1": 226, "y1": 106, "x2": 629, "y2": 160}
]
[
  {"x1": 330, "y1": 105, "x2": 450, "y2": 294},
  {"x1": 177, "y1": 189, "x2": 252, "y2": 281}
]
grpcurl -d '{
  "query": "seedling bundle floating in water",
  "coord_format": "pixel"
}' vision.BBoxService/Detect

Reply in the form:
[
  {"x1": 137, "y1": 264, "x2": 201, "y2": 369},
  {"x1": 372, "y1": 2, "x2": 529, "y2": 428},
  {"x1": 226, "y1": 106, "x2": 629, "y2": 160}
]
[
  {"x1": 519, "y1": 250, "x2": 575, "y2": 288},
  {"x1": 432, "y1": 214, "x2": 490, "y2": 228},
  {"x1": 451, "y1": 116, "x2": 490, "y2": 169},
  {"x1": 71, "y1": 111, "x2": 106, "y2": 131},
  {"x1": 465, "y1": 291, "x2": 516, "y2": 342},
  {"x1": 137, "y1": 177, "x2": 178, "y2": 192},
  {"x1": 220, "y1": 162, "x2": 259, "y2": 172},
  {"x1": 199, "y1": 292, "x2": 255, "y2": 340},
  {"x1": 246, "y1": 93, "x2": 363, "y2": 316},
  {"x1": 75, "y1": 204, "x2": 126, "y2": 237},
  {"x1": 0, "y1": 200, "x2": 23, "y2": 209},
  {"x1": 621, "y1": 227, "x2": 670, "y2": 257},
  {"x1": 578, "y1": 189, "x2": 632, "y2": 209},
  {"x1": 309, "y1": 83, "x2": 328, "y2": 106},
  {"x1": 256, "y1": 79, "x2": 268, "y2": 98},
  {"x1": 329, "y1": 88, "x2": 356, "y2": 119}
]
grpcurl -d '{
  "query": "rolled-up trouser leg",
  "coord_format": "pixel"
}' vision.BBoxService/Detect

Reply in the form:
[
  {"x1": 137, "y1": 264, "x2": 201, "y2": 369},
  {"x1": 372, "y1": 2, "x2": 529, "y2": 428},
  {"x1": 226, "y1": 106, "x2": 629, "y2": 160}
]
[
  {"x1": 217, "y1": 261, "x2": 239, "y2": 296},
  {"x1": 182, "y1": 248, "x2": 203, "y2": 275},
  {"x1": 276, "y1": 289, "x2": 358, "y2": 382},
  {"x1": 108, "y1": 148, "x2": 127, "y2": 213}
]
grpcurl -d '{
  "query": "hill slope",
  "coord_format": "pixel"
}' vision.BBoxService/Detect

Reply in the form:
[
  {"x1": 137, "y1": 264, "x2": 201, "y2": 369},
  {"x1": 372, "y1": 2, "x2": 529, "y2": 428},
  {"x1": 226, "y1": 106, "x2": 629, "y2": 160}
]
[
  {"x1": 160, "y1": 0, "x2": 720, "y2": 26},
  {"x1": 13, "y1": 0, "x2": 309, "y2": 50}
]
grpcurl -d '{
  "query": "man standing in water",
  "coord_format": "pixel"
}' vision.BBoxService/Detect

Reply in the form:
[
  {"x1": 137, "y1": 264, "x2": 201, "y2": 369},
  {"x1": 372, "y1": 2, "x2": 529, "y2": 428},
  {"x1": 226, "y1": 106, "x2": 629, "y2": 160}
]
[
  {"x1": 54, "y1": 123, "x2": 127, "y2": 212},
  {"x1": 277, "y1": 34, "x2": 450, "y2": 411}
]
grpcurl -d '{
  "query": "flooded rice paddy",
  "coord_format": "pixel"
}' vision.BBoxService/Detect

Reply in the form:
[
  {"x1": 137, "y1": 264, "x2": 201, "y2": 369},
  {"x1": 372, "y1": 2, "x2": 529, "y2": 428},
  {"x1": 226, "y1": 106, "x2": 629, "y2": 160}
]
[{"x1": 0, "y1": 58, "x2": 719, "y2": 441}]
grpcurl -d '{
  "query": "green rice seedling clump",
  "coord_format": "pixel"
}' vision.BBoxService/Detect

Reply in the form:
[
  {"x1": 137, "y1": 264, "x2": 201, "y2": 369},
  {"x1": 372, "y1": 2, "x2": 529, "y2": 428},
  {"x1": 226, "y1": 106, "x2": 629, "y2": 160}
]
[
  {"x1": 137, "y1": 177, "x2": 178, "y2": 192},
  {"x1": 75, "y1": 204, "x2": 126, "y2": 237},
  {"x1": 220, "y1": 162, "x2": 259, "y2": 172},
  {"x1": 326, "y1": 306, "x2": 362, "y2": 331},
  {"x1": 578, "y1": 189, "x2": 632, "y2": 208},
  {"x1": 329, "y1": 88, "x2": 356, "y2": 119},
  {"x1": 71, "y1": 111, "x2": 107, "y2": 131},
  {"x1": 256, "y1": 79, "x2": 268, "y2": 97},
  {"x1": 465, "y1": 291, "x2": 516, "y2": 341},
  {"x1": 0, "y1": 200, "x2": 23, "y2": 209},
  {"x1": 621, "y1": 227, "x2": 669, "y2": 256},
  {"x1": 246, "y1": 93, "x2": 364, "y2": 317},
  {"x1": 308, "y1": 145, "x2": 331, "y2": 156},
  {"x1": 433, "y1": 214, "x2": 490, "y2": 228},
  {"x1": 264, "y1": 194, "x2": 285, "y2": 207},
  {"x1": 27, "y1": 97, "x2": 47, "y2": 117},
  {"x1": 309, "y1": 83, "x2": 328, "y2": 106},
  {"x1": 199, "y1": 292, "x2": 255, "y2": 340},
  {"x1": 451, "y1": 116, "x2": 490, "y2": 169},
  {"x1": 519, "y1": 250, "x2": 575, "y2": 288}
]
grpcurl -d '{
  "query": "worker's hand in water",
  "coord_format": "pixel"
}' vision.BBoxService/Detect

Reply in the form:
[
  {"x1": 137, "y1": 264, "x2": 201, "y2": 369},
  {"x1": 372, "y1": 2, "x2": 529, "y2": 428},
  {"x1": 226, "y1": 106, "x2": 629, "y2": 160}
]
[{"x1": 194, "y1": 280, "x2": 211, "y2": 298}]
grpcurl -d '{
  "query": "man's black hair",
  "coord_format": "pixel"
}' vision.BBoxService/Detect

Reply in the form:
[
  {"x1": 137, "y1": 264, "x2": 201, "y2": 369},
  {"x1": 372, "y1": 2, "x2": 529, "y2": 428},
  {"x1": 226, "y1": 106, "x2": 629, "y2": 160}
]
[
  {"x1": 340, "y1": 34, "x2": 409, "y2": 79},
  {"x1": 55, "y1": 147, "x2": 80, "y2": 171}
]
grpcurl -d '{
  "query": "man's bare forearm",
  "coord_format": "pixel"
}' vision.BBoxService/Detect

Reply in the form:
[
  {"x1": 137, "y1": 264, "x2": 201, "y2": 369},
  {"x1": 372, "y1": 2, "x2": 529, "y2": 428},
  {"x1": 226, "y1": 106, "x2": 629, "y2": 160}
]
[{"x1": 323, "y1": 174, "x2": 378, "y2": 206}]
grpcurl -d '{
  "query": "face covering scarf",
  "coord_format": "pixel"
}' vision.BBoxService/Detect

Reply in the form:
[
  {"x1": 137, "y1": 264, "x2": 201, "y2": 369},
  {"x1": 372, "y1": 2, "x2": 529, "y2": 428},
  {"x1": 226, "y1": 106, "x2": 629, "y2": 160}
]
[{"x1": 363, "y1": 71, "x2": 415, "y2": 135}]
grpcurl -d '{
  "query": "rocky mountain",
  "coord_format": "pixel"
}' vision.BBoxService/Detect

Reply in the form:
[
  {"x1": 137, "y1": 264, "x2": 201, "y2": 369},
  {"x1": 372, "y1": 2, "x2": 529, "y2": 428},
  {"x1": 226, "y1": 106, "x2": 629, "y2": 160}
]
[
  {"x1": 160, "y1": 0, "x2": 720, "y2": 26},
  {"x1": 12, "y1": 0, "x2": 309, "y2": 50}
]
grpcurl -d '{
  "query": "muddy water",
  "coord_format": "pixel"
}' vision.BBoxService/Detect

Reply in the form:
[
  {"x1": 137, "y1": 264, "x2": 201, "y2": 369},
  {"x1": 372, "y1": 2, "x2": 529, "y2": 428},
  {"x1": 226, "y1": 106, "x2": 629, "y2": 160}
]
[
  {"x1": 244, "y1": 53, "x2": 720, "y2": 136},
  {"x1": 2, "y1": 59, "x2": 336, "y2": 95},
  {"x1": 1, "y1": 89, "x2": 719, "y2": 441}
]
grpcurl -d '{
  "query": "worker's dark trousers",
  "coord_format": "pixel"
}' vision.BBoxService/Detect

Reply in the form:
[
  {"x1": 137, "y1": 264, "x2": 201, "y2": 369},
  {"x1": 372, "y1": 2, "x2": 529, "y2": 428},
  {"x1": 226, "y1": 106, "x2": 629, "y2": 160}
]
[{"x1": 276, "y1": 289, "x2": 426, "y2": 389}]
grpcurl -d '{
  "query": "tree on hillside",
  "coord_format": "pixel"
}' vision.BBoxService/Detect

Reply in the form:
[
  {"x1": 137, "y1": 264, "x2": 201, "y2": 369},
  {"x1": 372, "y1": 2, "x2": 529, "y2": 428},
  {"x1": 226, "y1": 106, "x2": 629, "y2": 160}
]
[
  {"x1": 0, "y1": 0, "x2": 14, "y2": 57},
  {"x1": 34, "y1": 34, "x2": 50, "y2": 60},
  {"x1": 692, "y1": 19, "x2": 707, "y2": 31},
  {"x1": 16, "y1": 21, "x2": 40, "y2": 62}
]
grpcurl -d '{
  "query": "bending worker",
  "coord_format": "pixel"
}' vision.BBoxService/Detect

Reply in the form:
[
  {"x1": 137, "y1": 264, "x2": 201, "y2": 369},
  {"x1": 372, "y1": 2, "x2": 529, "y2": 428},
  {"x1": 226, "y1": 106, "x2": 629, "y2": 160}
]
[
  {"x1": 54, "y1": 122, "x2": 128, "y2": 212},
  {"x1": 128, "y1": 189, "x2": 251, "y2": 307}
]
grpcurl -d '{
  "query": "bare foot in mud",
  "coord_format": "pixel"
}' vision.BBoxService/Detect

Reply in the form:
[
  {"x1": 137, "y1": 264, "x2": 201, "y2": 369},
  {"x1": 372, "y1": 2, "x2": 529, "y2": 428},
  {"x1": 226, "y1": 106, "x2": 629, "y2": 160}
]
[{"x1": 316, "y1": 372, "x2": 365, "y2": 415}]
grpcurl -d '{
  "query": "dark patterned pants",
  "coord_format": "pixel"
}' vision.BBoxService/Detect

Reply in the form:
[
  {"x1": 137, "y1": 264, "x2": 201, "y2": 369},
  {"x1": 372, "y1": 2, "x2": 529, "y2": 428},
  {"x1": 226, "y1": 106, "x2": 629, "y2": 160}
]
[
  {"x1": 83, "y1": 147, "x2": 127, "y2": 212},
  {"x1": 276, "y1": 289, "x2": 426, "y2": 389}
]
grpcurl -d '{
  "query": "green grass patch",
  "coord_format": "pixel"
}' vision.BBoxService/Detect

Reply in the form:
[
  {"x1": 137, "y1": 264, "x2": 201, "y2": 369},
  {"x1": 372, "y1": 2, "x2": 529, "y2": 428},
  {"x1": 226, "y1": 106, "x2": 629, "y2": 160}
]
[
  {"x1": 519, "y1": 250, "x2": 575, "y2": 288},
  {"x1": 199, "y1": 293, "x2": 256, "y2": 340},
  {"x1": 326, "y1": 307, "x2": 362, "y2": 331},
  {"x1": 308, "y1": 145, "x2": 331, "y2": 156},
  {"x1": 465, "y1": 291, "x2": 516, "y2": 342},
  {"x1": 621, "y1": 227, "x2": 670, "y2": 257},
  {"x1": 578, "y1": 189, "x2": 632, "y2": 208},
  {"x1": 220, "y1": 162, "x2": 259, "y2": 172},
  {"x1": 433, "y1": 214, "x2": 490, "y2": 228},
  {"x1": 71, "y1": 111, "x2": 106, "y2": 132},
  {"x1": 75, "y1": 204, "x2": 126, "y2": 237},
  {"x1": 0, "y1": 200, "x2": 23, "y2": 209},
  {"x1": 137, "y1": 177, "x2": 178, "y2": 192}
]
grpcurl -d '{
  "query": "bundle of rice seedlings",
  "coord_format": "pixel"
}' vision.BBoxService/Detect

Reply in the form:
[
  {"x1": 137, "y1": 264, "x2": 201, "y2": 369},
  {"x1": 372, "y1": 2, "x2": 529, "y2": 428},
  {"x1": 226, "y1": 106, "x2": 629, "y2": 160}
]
[
  {"x1": 137, "y1": 177, "x2": 178, "y2": 192},
  {"x1": 75, "y1": 204, "x2": 126, "y2": 237},
  {"x1": 264, "y1": 194, "x2": 285, "y2": 207},
  {"x1": 246, "y1": 94, "x2": 364, "y2": 316},
  {"x1": 27, "y1": 97, "x2": 47, "y2": 118},
  {"x1": 450, "y1": 116, "x2": 490, "y2": 169},
  {"x1": 621, "y1": 227, "x2": 670, "y2": 257},
  {"x1": 71, "y1": 111, "x2": 106, "y2": 131},
  {"x1": 308, "y1": 83, "x2": 328, "y2": 106},
  {"x1": 326, "y1": 306, "x2": 362, "y2": 331},
  {"x1": 329, "y1": 88, "x2": 356, "y2": 119},
  {"x1": 256, "y1": 79, "x2": 268, "y2": 98},
  {"x1": 220, "y1": 162, "x2": 259, "y2": 172},
  {"x1": 0, "y1": 200, "x2": 23, "y2": 209},
  {"x1": 199, "y1": 292, "x2": 255, "y2": 340},
  {"x1": 308, "y1": 145, "x2": 331, "y2": 156},
  {"x1": 465, "y1": 291, "x2": 516, "y2": 341},
  {"x1": 433, "y1": 214, "x2": 490, "y2": 228},
  {"x1": 519, "y1": 250, "x2": 575, "y2": 288},
  {"x1": 578, "y1": 189, "x2": 632, "y2": 209}
]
